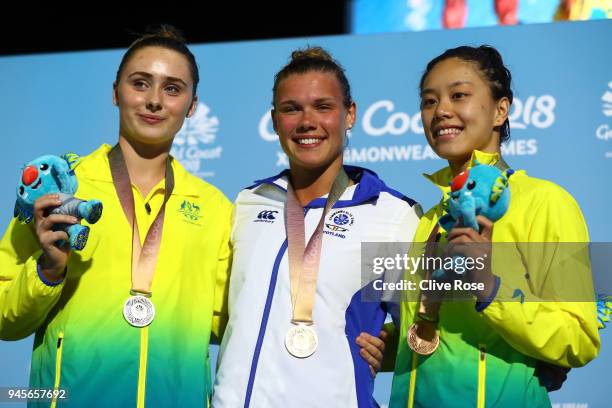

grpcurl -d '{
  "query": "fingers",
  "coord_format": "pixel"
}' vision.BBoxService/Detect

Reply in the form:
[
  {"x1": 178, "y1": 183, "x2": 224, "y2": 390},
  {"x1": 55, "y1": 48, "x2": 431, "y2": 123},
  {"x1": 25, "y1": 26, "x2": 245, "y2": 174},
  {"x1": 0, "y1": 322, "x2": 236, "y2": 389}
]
[
  {"x1": 40, "y1": 214, "x2": 79, "y2": 229},
  {"x1": 33, "y1": 194, "x2": 62, "y2": 219},
  {"x1": 369, "y1": 365, "x2": 376, "y2": 377},
  {"x1": 360, "y1": 332, "x2": 385, "y2": 352},
  {"x1": 447, "y1": 227, "x2": 479, "y2": 242},
  {"x1": 379, "y1": 330, "x2": 389, "y2": 343},
  {"x1": 475, "y1": 216, "x2": 493, "y2": 240},
  {"x1": 356, "y1": 333, "x2": 384, "y2": 372},
  {"x1": 39, "y1": 230, "x2": 70, "y2": 249},
  {"x1": 359, "y1": 348, "x2": 381, "y2": 373},
  {"x1": 447, "y1": 218, "x2": 493, "y2": 243},
  {"x1": 33, "y1": 194, "x2": 78, "y2": 235},
  {"x1": 36, "y1": 215, "x2": 78, "y2": 246}
]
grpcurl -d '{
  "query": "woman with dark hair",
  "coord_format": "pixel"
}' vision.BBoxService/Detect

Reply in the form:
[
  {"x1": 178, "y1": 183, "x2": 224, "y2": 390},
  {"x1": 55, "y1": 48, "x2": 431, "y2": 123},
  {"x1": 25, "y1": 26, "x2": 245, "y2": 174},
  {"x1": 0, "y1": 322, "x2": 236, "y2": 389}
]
[
  {"x1": 389, "y1": 45, "x2": 599, "y2": 407},
  {"x1": 0, "y1": 26, "x2": 232, "y2": 407}
]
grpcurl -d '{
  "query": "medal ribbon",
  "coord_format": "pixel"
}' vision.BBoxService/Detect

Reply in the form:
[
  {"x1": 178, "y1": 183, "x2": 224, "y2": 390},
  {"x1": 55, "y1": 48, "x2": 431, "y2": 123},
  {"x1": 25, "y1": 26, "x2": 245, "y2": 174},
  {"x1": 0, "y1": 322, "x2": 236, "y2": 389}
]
[
  {"x1": 285, "y1": 168, "x2": 350, "y2": 324},
  {"x1": 108, "y1": 145, "x2": 174, "y2": 294}
]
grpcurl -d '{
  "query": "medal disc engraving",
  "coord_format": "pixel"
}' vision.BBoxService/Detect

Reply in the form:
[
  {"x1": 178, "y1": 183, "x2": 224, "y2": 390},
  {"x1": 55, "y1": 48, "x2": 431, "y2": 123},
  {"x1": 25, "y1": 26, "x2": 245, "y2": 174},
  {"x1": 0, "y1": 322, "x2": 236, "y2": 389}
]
[
  {"x1": 123, "y1": 295, "x2": 155, "y2": 327},
  {"x1": 285, "y1": 324, "x2": 318, "y2": 358},
  {"x1": 407, "y1": 321, "x2": 439, "y2": 355}
]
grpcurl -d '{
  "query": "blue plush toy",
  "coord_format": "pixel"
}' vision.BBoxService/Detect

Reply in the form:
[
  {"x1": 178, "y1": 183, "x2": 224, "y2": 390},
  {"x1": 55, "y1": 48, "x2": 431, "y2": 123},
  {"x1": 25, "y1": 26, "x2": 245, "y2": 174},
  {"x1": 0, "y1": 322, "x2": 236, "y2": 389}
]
[
  {"x1": 432, "y1": 161, "x2": 514, "y2": 279},
  {"x1": 14, "y1": 153, "x2": 103, "y2": 250}
]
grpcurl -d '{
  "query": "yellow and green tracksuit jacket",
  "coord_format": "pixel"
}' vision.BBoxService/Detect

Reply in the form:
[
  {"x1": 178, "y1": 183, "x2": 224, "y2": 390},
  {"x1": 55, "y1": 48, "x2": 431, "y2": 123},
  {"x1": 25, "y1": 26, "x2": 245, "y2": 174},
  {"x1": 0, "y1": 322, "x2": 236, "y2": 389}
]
[
  {"x1": 0, "y1": 144, "x2": 232, "y2": 408},
  {"x1": 390, "y1": 150, "x2": 600, "y2": 408}
]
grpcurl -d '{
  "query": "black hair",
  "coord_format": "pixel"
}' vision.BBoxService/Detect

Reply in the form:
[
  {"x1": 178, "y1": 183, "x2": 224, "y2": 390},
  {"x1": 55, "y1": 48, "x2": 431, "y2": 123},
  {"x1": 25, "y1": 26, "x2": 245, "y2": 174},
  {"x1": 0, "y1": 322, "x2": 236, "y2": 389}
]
[{"x1": 420, "y1": 45, "x2": 513, "y2": 143}]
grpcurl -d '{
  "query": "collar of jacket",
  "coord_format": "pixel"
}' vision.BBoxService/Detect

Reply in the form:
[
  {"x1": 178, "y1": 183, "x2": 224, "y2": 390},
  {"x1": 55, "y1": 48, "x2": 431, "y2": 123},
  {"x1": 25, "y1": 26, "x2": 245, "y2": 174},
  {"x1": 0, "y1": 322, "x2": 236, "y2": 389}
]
[
  {"x1": 75, "y1": 144, "x2": 201, "y2": 197},
  {"x1": 249, "y1": 165, "x2": 386, "y2": 209}
]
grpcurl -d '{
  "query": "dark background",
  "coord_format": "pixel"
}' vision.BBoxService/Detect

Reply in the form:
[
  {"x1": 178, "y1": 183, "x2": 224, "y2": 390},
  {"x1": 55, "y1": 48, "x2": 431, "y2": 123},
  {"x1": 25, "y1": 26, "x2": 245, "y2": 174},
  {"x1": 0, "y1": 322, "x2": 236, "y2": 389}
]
[{"x1": 0, "y1": 3, "x2": 351, "y2": 56}]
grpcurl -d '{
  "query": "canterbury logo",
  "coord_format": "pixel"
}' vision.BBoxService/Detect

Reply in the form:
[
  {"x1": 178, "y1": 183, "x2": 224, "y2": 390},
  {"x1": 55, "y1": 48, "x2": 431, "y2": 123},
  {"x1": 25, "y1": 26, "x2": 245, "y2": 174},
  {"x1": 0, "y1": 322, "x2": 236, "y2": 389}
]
[{"x1": 255, "y1": 210, "x2": 279, "y2": 222}]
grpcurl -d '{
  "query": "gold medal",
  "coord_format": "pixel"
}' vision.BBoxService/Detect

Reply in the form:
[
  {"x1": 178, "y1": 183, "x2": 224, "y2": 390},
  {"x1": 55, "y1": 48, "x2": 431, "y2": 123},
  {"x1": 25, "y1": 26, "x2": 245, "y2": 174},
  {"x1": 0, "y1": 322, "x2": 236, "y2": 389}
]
[{"x1": 407, "y1": 320, "x2": 439, "y2": 355}]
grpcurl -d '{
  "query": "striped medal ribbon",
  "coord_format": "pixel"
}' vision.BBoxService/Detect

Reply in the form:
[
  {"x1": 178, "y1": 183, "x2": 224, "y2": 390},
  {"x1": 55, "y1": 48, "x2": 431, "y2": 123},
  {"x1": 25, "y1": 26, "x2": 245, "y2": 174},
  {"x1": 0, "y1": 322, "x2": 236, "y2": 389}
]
[
  {"x1": 284, "y1": 168, "x2": 350, "y2": 358},
  {"x1": 108, "y1": 145, "x2": 174, "y2": 328}
]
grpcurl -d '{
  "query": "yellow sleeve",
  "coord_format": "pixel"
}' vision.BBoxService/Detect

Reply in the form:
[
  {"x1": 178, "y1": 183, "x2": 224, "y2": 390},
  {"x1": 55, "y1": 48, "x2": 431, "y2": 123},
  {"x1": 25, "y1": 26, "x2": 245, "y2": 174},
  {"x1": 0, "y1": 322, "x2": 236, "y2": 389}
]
[
  {"x1": 481, "y1": 184, "x2": 600, "y2": 367},
  {"x1": 0, "y1": 218, "x2": 65, "y2": 340},
  {"x1": 210, "y1": 201, "x2": 233, "y2": 344}
]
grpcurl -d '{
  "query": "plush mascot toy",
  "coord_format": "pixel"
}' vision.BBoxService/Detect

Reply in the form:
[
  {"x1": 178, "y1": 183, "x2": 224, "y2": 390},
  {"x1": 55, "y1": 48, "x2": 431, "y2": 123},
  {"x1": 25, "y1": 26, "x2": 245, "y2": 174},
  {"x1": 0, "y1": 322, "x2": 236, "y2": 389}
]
[
  {"x1": 14, "y1": 153, "x2": 103, "y2": 250},
  {"x1": 432, "y1": 161, "x2": 514, "y2": 279}
]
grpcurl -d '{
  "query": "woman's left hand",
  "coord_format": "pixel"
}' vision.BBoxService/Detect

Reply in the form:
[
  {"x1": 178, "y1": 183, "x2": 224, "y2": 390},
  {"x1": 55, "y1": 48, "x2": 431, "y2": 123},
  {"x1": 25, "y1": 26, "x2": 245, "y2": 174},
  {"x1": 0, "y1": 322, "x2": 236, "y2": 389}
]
[{"x1": 446, "y1": 215, "x2": 497, "y2": 301}]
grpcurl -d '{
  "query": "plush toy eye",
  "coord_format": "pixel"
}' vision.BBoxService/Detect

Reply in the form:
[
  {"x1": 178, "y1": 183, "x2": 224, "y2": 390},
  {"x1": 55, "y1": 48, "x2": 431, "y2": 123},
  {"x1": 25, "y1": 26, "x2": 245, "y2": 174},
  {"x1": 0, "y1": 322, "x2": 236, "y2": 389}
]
[
  {"x1": 18, "y1": 186, "x2": 25, "y2": 195},
  {"x1": 39, "y1": 163, "x2": 51, "y2": 175},
  {"x1": 467, "y1": 180, "x2": 476, "y2": 190}
]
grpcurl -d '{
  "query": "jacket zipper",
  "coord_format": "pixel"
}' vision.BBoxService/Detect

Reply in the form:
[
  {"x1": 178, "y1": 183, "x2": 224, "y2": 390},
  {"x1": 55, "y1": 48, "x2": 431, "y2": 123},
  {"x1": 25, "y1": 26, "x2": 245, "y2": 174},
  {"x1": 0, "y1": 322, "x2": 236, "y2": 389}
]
[
  {"x1": 50, "y1": 331, "x2": 65, "y2": 408},
  {"x1": 137, "y1": 327, "x2": 149, "y2": 408},
  {"x1": 407, "y1": 351, "x2": 418, "y2": 408},
  {"x1": 477, "y1": 344, "x2": 487, "y2": 408}
]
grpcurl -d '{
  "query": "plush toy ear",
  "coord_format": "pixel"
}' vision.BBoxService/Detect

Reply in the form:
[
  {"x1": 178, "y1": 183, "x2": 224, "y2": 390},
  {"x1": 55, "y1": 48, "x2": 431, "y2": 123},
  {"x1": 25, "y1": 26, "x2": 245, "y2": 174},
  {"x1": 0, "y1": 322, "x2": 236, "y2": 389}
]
[
  {"x1": 441, "y1": 197, "x2": 450, "y2": 212},
  {"x1": 51, "y1": 156, "x2": 77, "y2": 194},
  {"x1": 13, "y1": 201, "x2": 33, "y2": 223},
  {"x1": 60, "y1": 152, "x2": 80, "y2": 172},
  {"x1": 489, "y1": 168, "x2": 514, "y2": 204},
  {"x1": 13, "y1": 202, "x2": 20, "y2": 219}
]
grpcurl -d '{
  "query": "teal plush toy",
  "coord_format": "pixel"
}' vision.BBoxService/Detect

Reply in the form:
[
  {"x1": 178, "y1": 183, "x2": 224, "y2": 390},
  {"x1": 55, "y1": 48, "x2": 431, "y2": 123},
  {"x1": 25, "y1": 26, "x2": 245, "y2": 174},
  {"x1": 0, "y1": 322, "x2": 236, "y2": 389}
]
[
  {"x1": 14, "y1": 153, "x2": 103, "y2": 250},
  {"x1": 432, "y1": 161, "x2": 514, "y2": 279}
]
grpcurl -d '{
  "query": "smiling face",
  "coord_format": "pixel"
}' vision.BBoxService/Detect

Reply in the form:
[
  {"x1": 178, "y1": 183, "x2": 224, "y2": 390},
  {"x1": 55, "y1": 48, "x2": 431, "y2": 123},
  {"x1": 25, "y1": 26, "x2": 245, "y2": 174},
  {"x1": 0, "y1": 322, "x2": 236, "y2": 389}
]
[
  {"x1": 272, "y1": 71, "x2": 356, "y2": 173},
  {"x1": 113, "y1": 46, "x2": 197, "y2": 149},
  {"x1": 420, "y1": 57, "x2": 509, "y2": 170}
]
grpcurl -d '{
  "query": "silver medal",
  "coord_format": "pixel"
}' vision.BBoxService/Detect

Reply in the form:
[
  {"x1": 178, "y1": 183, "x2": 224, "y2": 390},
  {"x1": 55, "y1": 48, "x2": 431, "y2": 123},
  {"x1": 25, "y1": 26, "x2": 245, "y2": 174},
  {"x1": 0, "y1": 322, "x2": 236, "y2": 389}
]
[
  {"x1": 123, "y1": 295, "x2": 155, "y2": 327},
  {"x1": 285, "y1": 324, "x2": 318, "y2": 358}
]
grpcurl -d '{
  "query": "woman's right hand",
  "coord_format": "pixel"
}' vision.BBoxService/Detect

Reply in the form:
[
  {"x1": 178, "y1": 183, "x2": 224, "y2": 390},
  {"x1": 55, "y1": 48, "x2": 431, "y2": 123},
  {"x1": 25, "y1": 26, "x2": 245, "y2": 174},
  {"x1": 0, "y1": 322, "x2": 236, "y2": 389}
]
[{"x1": 33, "y1": 194, "x2": 77, "y2": 281}]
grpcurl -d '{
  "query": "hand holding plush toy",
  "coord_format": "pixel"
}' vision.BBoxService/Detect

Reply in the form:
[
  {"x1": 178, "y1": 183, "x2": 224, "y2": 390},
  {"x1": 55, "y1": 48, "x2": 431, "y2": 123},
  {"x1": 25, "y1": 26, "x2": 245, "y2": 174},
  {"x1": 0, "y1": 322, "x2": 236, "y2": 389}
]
[
  {"x1": 432, "y1": 161, "x2": 514, "y2": 280},
  {"x1": 14, "y1": 153, "x2": 103, "y2": 250}
]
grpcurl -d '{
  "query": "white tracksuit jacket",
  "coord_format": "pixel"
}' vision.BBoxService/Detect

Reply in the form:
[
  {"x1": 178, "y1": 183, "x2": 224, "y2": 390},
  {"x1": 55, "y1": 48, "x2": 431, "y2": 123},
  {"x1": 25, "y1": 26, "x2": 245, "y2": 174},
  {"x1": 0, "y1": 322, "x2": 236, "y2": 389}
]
[{"x1": 213, "y1": 166, "x2": 421, "y2": 408}]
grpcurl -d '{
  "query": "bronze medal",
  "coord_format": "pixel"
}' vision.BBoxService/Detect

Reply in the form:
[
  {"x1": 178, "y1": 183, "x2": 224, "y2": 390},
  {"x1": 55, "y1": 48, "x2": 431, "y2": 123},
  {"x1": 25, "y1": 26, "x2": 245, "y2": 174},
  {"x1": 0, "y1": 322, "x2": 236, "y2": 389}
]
[{"x1": 407, "y1": 320, "x2": 439, "y2": 356}]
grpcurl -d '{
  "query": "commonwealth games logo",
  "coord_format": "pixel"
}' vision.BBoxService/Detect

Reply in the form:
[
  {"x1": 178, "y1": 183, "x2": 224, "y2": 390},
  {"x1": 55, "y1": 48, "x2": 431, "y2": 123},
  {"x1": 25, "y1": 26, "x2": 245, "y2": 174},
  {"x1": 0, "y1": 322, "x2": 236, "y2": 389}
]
[
  {"x1": 171, "y1": 102, "x2": 223, "y2": 178},
  {"x1": 326, "y1": 210, "x2": 354, "y2": 233}
]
